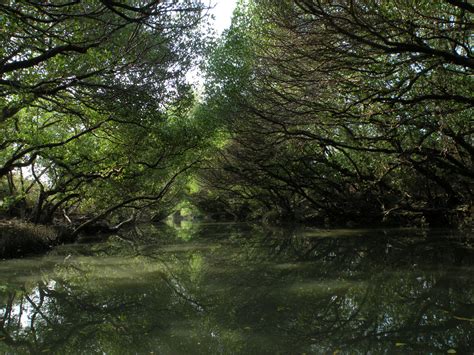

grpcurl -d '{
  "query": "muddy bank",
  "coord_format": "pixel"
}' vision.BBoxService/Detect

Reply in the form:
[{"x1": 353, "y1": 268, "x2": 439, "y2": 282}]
[
  {"x1": 0, "y1": 218, "x2": 132, "y2": 259},
  {"x1": 0, "y1": 220, "x2": 67, "y2": 259}
]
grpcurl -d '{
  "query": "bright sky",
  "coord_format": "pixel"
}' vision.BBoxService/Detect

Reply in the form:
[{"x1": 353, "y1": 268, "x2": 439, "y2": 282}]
[
  {"x1": 186, "y1": 0, "x2": 238, "y2": 87},
  {"x1": 209, "y1": 0, "x2": 238, "y2": 35}
]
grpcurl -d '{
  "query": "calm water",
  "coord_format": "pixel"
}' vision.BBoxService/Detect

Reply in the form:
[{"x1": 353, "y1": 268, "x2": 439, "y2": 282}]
[{"x1": 0, "y1": 223, "x2": 472, "y2": 354}]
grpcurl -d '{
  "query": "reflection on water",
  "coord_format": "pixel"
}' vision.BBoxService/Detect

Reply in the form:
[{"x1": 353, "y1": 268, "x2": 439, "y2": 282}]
[{"x1": 0, "y1": 224, "x2": 472, "y2": 354}]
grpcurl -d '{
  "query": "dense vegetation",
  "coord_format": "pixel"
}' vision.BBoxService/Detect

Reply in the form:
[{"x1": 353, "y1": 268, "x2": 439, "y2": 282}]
[
  {"x1": 0, "y1": 0, "x2": 472, "y2": 246},
  {"x1": 0, "y1": 0, "x2": 213, "y2": 237},
  {"x1": 195, "y1": 0, "x2": 473, "y2": 227}
]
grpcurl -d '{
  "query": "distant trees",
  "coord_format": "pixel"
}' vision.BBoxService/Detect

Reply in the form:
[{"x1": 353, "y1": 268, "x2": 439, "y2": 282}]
[
  {"x1": 0, "y1": 1, "x2": 211, "y2": 230},
  {"x1": 197, "y1": 0, "x2": 473, "y2": 226}
]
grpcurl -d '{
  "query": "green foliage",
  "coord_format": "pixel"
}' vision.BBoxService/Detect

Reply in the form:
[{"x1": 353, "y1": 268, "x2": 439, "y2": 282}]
[
  {"x1": 193, "y1": 0, "x2": 473, "y2": 227},
  {"x1": 1, "y1": 0, "x2": 472, "y2": 230},
  {"x1": 0, "y1": 1, "x2": 213, "y2": 227}
]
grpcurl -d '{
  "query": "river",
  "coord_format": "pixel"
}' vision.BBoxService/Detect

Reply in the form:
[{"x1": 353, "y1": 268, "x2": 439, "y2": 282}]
[{"x1": 0, "y1": 223, "x2": 472, "y2": 354}]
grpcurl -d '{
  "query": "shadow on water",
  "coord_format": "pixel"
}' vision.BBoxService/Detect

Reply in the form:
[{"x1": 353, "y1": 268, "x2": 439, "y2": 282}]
[{"x1": 0, "y1": 223, "x2": 472, "y2": 354}]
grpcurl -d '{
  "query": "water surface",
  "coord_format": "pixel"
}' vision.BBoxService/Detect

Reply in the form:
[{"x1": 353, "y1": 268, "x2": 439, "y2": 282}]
[{"x1": 0, "y1": 223, "x2": 473, "y2": 354}]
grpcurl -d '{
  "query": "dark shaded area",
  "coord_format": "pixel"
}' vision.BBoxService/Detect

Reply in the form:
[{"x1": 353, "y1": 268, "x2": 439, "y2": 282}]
[
  {"x1": 0, "y1": 220, "x2": 57, "y2": 258},
  {"x1": 196, "y1": 0, "x2": 473, "y2": 228}
]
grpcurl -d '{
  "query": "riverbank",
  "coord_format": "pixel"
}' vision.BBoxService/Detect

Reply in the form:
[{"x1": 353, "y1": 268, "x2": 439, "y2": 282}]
[
  {"x1": 1, "y1": 207, "x2": 471, "y2": 260},
  {"x1": 0, "y1": 219, "x2": 62, "y2": 259},
  {"x1": 0, "y1": 215, "x2": 137, "y2": 259}
]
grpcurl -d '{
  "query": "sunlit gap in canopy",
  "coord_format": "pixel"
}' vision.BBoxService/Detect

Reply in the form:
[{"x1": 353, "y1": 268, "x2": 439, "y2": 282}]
[{"x1": 186, "y1": 0, "x2": 238, "y2": 90}]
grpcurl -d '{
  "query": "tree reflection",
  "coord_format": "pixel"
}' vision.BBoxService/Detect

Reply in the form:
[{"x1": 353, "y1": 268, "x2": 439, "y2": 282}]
[{"x1": 0, "y1": 224, "x2": 472, "y2": 353}]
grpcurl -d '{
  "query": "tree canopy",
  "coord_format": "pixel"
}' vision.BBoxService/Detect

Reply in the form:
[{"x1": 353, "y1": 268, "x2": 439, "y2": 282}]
[
  {"x1": 0, "y1": 0, "x2": 212, "y2": 229},
  {"x1": 0, "y1": 0, "x2": 472, "y2": 233},
  {"x1": 195, "y1": 0, "x2": 473, "y2": 227}
]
